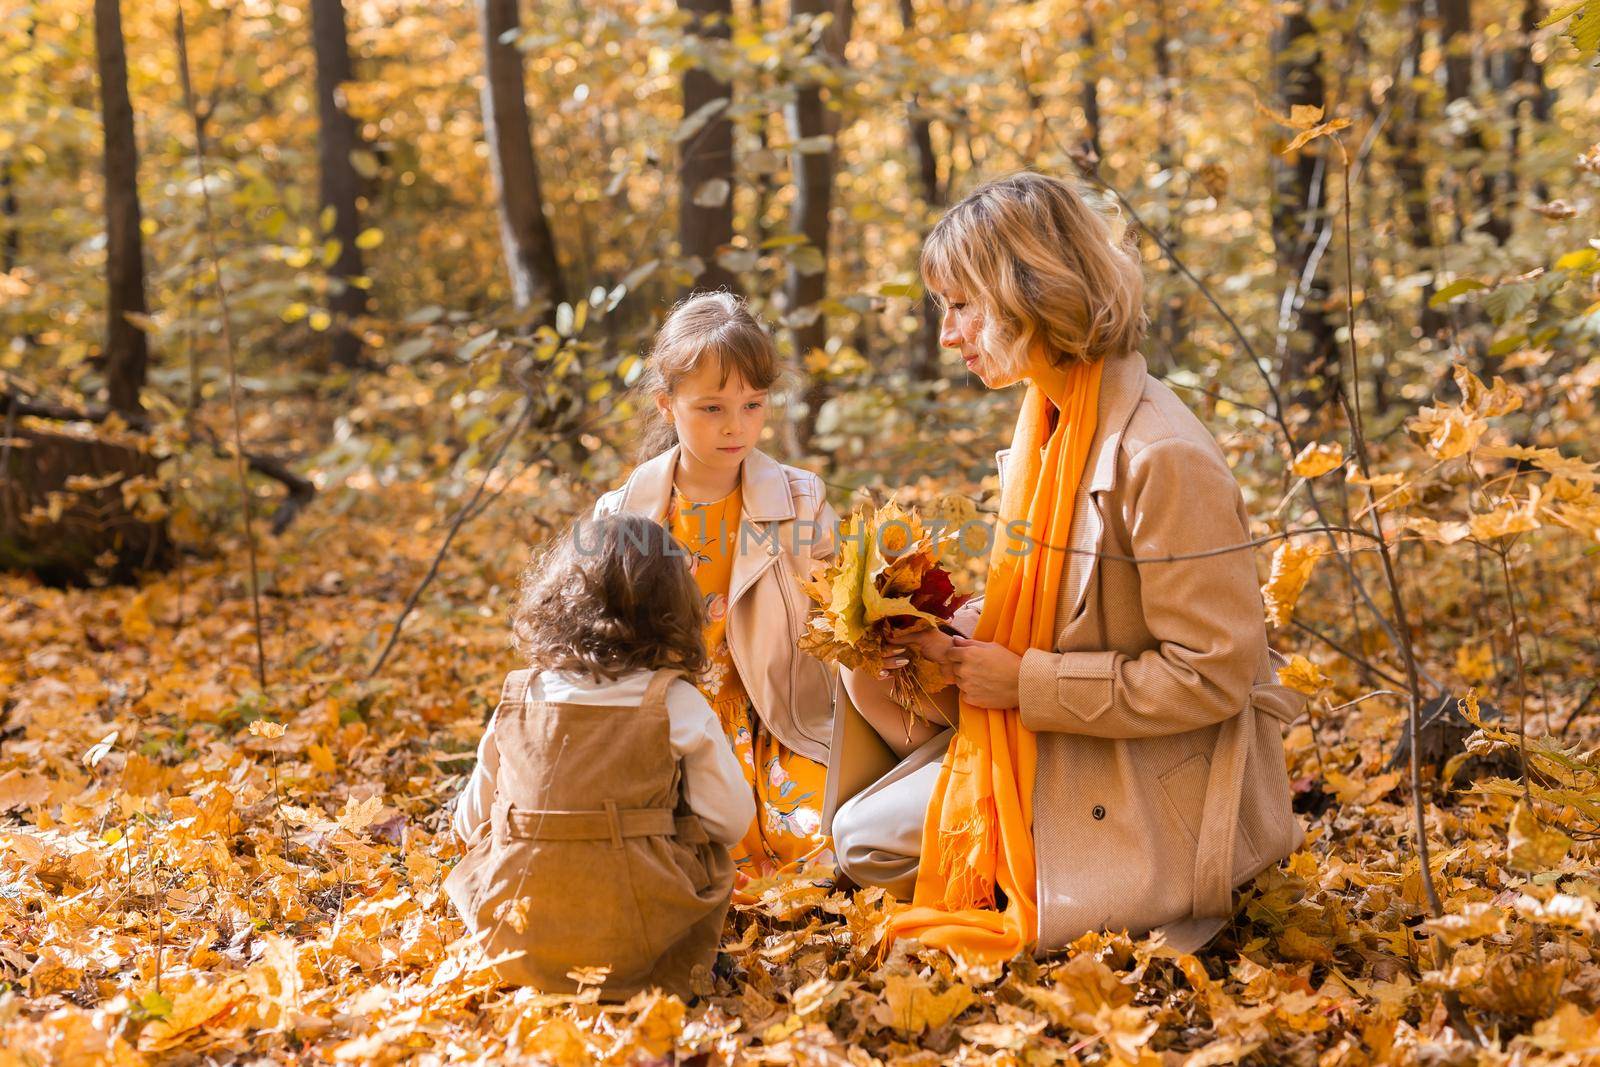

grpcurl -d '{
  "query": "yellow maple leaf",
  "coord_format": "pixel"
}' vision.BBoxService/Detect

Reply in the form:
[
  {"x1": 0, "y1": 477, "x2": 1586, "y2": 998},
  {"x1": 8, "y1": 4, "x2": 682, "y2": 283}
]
[
  {"x1": 1454, "y1": 643, "x2": 1495, "y2": 684},
  {"x1": 1261, "y1": 541, "x2": 1322, "y2": 627},
  {"x1": 1278, "y1": 654, "x2": 1329, "y2": 696},
  {"x1": 1408, "y1": 403, "x2": 1485, "y2": 460},
  {"x1": 877, "y1": 972, "x2": 976, "y2": 1034},
  {"x1": 524, "y1": 1017, "x2": 594, "y2": 1067},
  {"x1": 1524, "y1": 1003, "x2": 1600, "y2": 1055},
  {"x1": 1508, "y1": 800, "x2": 1572, "y2": 873},
  {"x1": 1324, "y1": 769, "x2": 1402, "y2": 806},
  {"x1": 336, "y1": 794, "x2": 384, "y2": 834},
  {"x1": 1469, "y1": 493, "x2": 1542, "y2": 541},
  {"x1": 1423, "y1": 901, "x2": 1508, "y2": 946},
  {"x1": 138, "y1": 978, "x2": 248, "y2": 1052},
  {"x1": 1290, "y1": 441, "x2": 1343, "y2": 478}
]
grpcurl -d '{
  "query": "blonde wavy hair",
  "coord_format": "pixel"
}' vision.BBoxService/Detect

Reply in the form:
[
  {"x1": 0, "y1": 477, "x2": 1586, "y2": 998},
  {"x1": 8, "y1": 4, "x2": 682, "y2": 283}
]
[{"x1": 921, "y1": 171, "x2": 1148, "y2": 373}]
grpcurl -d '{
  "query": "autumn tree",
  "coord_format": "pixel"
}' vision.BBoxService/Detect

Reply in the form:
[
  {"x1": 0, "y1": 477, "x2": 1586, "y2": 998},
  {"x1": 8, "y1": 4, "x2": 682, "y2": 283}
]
[
  {"x1": 1269, "y1": 8, "x2": 1337, "y2": 410},
  {"x1": 787, "y1": 0, "x2": 852, "y2": 450},
  {"x1": 1389, "y1": 0, "x2": 1446, "y2": 343},
  {"x1": 679, "y1": 0, "x2": 740, "y2": 296},
  {"x1": 311, "y1": 0, "x2": 368, "y2": 367},
  {"x1": 93, "y1": 0, "x2": 149, "y2": 415},
  {"x1": 479, "y1": 0, "x2": 566, "y2": 317},
  {"x1": 900, "y1": 0, "x2": 944, "y2": 381}
]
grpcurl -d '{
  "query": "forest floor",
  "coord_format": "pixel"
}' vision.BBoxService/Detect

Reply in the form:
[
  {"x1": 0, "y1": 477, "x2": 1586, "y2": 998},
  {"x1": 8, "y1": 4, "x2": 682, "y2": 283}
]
[{"x1": 2, "y1": 456, "x2": 1598, "y2": 1065}]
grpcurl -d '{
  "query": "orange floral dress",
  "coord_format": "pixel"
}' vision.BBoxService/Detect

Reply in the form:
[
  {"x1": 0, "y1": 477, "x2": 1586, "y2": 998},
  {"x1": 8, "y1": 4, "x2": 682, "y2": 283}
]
[{"x1": 665, "y1": 482, "x2": 835, "y2": 893}]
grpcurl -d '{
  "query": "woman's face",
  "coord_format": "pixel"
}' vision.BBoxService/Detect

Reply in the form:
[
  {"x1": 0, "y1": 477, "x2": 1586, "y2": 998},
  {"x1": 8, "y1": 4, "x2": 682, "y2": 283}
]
[
  {"x1": 657, "y1": 358, "x2": 769, "y2": 477},
  {"x1": 934, "y1": 285, "x2": 1023, "y2": 390}
]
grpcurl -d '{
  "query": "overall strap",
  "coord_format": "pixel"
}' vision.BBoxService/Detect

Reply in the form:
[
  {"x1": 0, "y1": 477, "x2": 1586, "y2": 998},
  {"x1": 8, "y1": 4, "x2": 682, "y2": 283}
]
[{"x1": 641, "y1": 667, "x2": 681, "y2": 717}]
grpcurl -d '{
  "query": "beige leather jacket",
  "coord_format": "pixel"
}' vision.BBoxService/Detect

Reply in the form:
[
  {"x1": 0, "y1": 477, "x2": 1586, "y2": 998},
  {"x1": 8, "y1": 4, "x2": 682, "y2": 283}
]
[{"x1": 592, "y1": 445, "x2": 841, "y2": 763}]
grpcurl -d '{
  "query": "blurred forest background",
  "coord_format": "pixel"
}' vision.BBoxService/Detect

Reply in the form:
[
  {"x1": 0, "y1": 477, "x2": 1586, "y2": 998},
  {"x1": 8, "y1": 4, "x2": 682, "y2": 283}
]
[{"x1": 3, "y1": 0, "x2": 1600, "y2": 1062}]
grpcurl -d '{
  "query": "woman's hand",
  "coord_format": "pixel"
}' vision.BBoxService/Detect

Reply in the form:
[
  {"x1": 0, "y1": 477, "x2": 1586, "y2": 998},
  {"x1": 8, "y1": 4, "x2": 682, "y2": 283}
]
[
  {"x1": 880, "y1": 622, "x2": 957, "y2": 687},
  {"x1": 946, "y1": 636, "x2": 1023, "y2": 709}
]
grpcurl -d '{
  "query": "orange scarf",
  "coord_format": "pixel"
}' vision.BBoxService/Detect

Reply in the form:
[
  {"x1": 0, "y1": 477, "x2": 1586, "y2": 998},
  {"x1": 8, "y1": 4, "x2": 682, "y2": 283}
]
[{"x1": 886, "y1": 345, "x2": 1103, "y2": 964}]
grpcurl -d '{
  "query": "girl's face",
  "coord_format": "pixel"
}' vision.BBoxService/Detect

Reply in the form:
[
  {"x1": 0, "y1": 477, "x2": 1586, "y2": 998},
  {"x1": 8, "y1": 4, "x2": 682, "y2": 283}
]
[
  {"x1": 934, "y1": 284, "x2": 1024, "y2": 390},
  {"x1": 657, "y1": 358, "x2": 770, "y2": 476}
]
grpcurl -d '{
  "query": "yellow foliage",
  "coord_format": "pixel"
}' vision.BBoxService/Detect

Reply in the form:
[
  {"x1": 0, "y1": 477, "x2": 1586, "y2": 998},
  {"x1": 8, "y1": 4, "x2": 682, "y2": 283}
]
[{"x1": 1260, "y1": 541, "x2": 1321, "y2": 627}]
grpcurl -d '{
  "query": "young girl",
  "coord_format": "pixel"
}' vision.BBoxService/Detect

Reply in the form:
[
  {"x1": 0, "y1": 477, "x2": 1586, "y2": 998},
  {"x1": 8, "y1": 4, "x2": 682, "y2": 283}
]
[
  {"x1": 592, "y1": 292, "x2": 841, "y2": 893},
  {"x1": 447, "y1": 513, "x2": 754, "y2": 999}
]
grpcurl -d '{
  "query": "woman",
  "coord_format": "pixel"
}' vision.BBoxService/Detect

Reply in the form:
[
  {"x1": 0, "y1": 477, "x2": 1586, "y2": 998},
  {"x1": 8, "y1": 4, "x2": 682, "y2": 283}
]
[{"x1": 828, "y1": 172, "x2": 1305, "y2": 958}]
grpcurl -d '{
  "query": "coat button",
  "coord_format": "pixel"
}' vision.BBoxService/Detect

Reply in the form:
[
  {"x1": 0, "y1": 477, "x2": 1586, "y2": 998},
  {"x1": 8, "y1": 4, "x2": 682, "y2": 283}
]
[{"x1": 1091, "y1": 805, "x2": 1106, "y2": 820}]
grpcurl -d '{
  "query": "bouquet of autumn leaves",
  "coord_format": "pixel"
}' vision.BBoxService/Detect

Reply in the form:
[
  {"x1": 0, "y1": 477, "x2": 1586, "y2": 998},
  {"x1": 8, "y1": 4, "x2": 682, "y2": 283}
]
[{"x1": 798, "y1": 500, "x2": 973, "y2": 714}]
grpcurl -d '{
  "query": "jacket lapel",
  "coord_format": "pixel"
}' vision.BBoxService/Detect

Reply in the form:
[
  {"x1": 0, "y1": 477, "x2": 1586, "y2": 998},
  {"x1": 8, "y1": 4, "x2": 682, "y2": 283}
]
[
  {"x1": 616, "y1": 445, "x2": 679, "y2": 522},
  {"x1": 727, "y1": 447, "x2": 796, "y2": 605}
]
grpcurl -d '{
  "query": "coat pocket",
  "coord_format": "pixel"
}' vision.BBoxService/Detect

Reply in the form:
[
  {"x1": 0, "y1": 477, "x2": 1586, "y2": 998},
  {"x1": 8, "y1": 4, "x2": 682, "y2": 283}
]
[
  {"x1": 1157, "y1": 750, "x2": 1262, "y2": 869},
  {"x1": 1157, "y1": 754, "x2": 1210, "y2": 845},
  {"x1": 1055, "y1": 657, "x2": 1114, "y2": 722}
]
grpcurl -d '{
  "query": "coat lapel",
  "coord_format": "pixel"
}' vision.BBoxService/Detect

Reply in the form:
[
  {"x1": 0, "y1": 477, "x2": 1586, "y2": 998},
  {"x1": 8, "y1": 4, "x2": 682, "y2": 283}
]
[{"x1": 1051, "y1": 350, "x2": 1150, "y2": 636}]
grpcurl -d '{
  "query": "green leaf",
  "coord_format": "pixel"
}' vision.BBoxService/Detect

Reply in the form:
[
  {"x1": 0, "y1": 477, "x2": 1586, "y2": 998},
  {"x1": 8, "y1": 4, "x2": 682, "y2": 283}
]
[
  {"x1": 1488, "y1": 332, "x2": 1528, "y2": 357},
  {"x1": 1482, "y1": 281, "x2": 1535, "y2": 324},
  {"x1": 1539, "y1": 0, "x2": 1600, "y2": 53},
  {"x1": 1428, "y1": 278, "x2": 1486, "y2": 308},
  {"x1": 140, "y1": 991, "x2": 173, "y2": 1019}
]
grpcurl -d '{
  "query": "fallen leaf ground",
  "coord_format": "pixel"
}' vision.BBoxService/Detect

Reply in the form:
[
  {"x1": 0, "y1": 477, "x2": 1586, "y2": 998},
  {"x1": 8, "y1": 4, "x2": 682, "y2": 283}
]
[{"x1": 2, "y1": 469, "x2": 1598, "y2": 1065}]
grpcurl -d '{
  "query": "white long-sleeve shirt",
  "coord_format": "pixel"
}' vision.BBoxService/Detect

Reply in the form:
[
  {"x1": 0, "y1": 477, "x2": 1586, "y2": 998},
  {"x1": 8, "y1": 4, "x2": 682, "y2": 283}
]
[{"x1": 451, "y1": 669, "x2": 755, "y2": 849}]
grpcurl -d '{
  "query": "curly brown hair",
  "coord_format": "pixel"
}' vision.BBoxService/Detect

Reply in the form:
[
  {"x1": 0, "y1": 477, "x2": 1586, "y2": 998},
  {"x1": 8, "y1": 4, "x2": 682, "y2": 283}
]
[{"x1": 511, "y1": 513, "x2": 709, "y2": 683}]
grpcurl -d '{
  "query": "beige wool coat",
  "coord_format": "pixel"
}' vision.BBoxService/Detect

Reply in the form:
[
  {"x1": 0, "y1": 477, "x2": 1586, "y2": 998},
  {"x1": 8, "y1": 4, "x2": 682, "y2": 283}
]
[
  {"x1": 445, "y1": 669, "x2": 734, "y2": 999},
  {"x1": 592, "y1": 445, "x2": 842, "y2": 763},
  {"x1": 826, "y1": 349, "x2": 1306, "y2": 952}
]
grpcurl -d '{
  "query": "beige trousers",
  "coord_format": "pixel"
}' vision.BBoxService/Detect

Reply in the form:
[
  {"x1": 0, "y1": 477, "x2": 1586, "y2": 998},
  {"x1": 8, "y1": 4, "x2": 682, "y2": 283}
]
[{"x1": 831, "y1": 727, "x2": 953, "y2": 898}]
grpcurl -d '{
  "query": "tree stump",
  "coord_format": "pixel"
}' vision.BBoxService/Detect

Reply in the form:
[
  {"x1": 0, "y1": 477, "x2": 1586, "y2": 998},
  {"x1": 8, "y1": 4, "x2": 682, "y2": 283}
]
[{"x1": 0, "y1": 423, "x2": 173, "y2": 584}]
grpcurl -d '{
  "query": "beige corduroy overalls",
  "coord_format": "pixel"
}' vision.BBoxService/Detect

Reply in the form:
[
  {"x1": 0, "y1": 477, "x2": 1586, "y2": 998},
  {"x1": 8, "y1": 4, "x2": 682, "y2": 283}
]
[{"x1": 444, "y1": 668, "x2": 734, "y2": 999}]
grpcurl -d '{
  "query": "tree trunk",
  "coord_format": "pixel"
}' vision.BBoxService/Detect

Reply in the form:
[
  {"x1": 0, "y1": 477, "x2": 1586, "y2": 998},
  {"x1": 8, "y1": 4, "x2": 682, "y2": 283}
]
[
  {"x1": 1, "y1": 425, "x2": 173, "y2": 584},
  {"x1": 1270, "y1": 9, "x2": 1338, "y2": 409},
  {"x1": 1079, "y1": 22, "x2": 1103, "y2": 163},
  {"x1": 1390, "y1": 1, "x2": 1446, "y2": 341},
  {"x1": 1153, "y1": 0, "x2": 1184, "y2": 368},
  {"x1": 786, "y1": 0, "x2": 852, "y2": 451},
  {"x1": 480, "y1": 0, "x2": 567, "y2": 317},
  {"x1": 311, "y1": 0, "x2": 368, "y2": 367},
  {"x1": 901, "y1": 0, "x2": 944, "y2": 381},
  {"x1": 2, "y1": 158, "x2": 18, "y2": 275},
  {"x1": 93, "y1": 0, "x2": 150, "y2": 416},
  {"x1": 679, "y1": 0, "x2": 740, "y2": 296},
  {"x1": 1492, "y1": 0, "x2": 1551, "y2": 220},
  {"x1": 1439, "y1": 0, "x2": 1501, "y2": 243}
]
